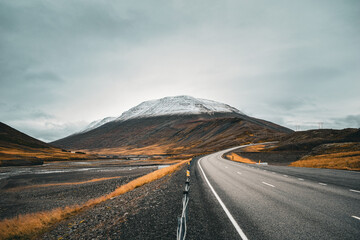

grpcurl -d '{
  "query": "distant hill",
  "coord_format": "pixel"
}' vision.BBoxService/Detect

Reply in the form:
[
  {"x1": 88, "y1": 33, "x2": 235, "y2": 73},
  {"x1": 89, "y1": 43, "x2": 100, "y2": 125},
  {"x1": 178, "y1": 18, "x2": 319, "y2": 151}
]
[
  {"x1": 52, "y1": 96, "x2": 293, "y2": 156},
  {"x1": 0, "y1": 122, "x2": 93, "y2": 166},
  {"x1": 273, "y1": 128, "x2": 360, "y2": 151}
]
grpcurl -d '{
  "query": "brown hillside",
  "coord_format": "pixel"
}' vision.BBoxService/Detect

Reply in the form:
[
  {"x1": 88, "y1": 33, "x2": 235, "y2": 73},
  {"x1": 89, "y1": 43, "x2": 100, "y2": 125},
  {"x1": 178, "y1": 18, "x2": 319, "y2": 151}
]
[{"x1": 271, "y1": 128, "x2": 360, "y2": 151}]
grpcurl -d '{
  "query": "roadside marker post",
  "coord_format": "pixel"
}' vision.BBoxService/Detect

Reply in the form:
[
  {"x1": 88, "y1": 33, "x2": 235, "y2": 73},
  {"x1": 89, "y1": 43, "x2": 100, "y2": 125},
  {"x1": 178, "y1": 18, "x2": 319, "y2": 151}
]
[{"x1": 177, "y1": 160, "x2": 192, "y2": 240}]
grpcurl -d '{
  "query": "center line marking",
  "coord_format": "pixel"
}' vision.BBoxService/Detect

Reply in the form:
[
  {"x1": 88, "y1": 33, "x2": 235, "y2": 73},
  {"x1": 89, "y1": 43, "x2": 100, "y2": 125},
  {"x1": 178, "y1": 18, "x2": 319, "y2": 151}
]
[
  {"x1": 198, "y1": 158, "x2": 249, "y2": 240},
  {"x1": 298, "y1": 178, "x2": 304, "y2": 181},
  {"x1": 350, "y1": 189, "x2": 360, "y2": 193},
  {"x1": 237, "y1": 172, "x2": 242, "y2": 175},
  {"x1": 352, "y1": 216, "x2": 360, "y2": 221},
  {"x1": 319, "y1": 183, "x2": 327, "y2": 186},
  {"x1": 262, "y1": 182, "x2": 275, "y2": 188}
]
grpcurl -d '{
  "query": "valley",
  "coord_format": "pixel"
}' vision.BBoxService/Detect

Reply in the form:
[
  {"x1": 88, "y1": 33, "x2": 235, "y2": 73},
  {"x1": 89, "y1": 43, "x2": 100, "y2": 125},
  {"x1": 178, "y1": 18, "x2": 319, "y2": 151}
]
[{"x1": 0, "y1": 96, "x2": 359, "y2": 240}]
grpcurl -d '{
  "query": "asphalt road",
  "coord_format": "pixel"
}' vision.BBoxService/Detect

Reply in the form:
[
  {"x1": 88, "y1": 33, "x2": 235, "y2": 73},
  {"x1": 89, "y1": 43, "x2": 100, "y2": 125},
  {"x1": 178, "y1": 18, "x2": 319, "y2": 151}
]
[{"x1": 193, "y1": 145, "x2": 360, "y2": 240}]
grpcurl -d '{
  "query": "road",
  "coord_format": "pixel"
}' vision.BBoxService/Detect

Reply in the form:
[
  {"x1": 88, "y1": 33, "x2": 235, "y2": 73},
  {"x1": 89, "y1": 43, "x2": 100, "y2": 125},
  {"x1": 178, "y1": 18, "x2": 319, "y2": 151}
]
[{"x1": 190, "y1": 145, "x2": 360, "y2": 240}]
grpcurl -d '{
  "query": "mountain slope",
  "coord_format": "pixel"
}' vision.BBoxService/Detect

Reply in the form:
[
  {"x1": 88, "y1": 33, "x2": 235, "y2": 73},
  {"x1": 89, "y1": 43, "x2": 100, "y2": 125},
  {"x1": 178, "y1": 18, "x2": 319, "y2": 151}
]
[
  {"x1": 0, "y1": 122, "x2": 52, "y2": 150},
  {"x1": 52, "y1": 96, "x2": 292, "y2": 156}
]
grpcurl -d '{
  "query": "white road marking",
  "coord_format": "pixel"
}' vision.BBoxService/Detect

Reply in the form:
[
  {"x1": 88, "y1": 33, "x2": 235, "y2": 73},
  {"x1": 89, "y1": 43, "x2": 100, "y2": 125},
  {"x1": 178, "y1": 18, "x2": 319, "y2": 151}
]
[
  {"x1": 298, "y1": 178, "x2": 304, "y2": 181},
  {"x1": 272, "y1": 172, "x2": 276, "y2": 174},
  {"x1": 237, "y1": 172, "x2": 242, "y2": 175},
  {"x1": 352, "y1": 216, "x2": 360, "y2": 221},
  {"x1": 198, "y1": 158, "x2": 249, "y2": 240},
  {"x1": 283, "y1": 175, "x2": 288, "y2": 177},
  {"x1": 319, "y1": 183, "x2": 327, "y2": 186},
  {"x1": 225, "y1": 166, "x2": 228, "y2": 169},
  {"x1": 262, "y1": 182, "x2": 275, "y2": 188},
  {"x1": 350, "y1": 189, "x2": 360, "y2": 193}
]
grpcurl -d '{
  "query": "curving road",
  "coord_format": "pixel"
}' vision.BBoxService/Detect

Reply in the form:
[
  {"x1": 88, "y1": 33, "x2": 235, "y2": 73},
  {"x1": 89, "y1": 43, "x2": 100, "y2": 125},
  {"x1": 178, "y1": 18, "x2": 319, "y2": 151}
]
[{"x1": 190, "y1": 145, "x2": 360, "y2": 240}]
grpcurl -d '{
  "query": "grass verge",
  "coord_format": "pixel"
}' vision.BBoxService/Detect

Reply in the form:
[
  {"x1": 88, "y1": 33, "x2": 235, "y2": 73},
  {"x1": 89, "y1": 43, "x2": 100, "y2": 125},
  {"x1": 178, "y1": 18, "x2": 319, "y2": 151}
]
[
  {"x1": 0, "y1": 160, "x2": 190, "y2": 240},
  {"x1": 226, "y1": 153, "x2": 256, "y2": 164},
  {"x1": 289, "y1": 151, "x2": 360, "y2": 170}
]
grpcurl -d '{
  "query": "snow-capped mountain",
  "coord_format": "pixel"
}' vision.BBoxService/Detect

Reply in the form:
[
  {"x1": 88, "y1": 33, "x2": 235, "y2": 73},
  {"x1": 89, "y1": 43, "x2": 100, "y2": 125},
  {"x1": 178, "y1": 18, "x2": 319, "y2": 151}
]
[
  {"x1": 80, "y1": 96, "x2": 242, "y2": 133},
  {"x1": 116, "y1": 95, "x2": 243, "y2": 121},
  {"x1": 52, "y1": 95, "x2": 292, "y2": 153},
  {"x1": 80, "y1": 117, "x2": 116, "y2": 133},
  {"x1": 81, "y1": 96, "x2": 243, "y2": 132}
]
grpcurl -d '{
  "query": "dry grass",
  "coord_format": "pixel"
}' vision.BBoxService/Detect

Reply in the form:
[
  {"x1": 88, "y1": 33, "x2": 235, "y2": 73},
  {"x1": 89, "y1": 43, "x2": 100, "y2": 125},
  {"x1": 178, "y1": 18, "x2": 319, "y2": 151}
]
[
  {"x1": 83, "y1": 144, "x2": 173, "y2": 156},
  {"x1": 6, "y1": 176, "x2": 126, "y2": 192},
  {"x1": 0, "y1": 159, "x2": 190, "y2": 240},
  {"x1": 226, "y1": 153, "x2": 256, "y2": 164},
  {"x1": 289, "y1": 151, "x2": 360, "y2": 170},
  {"x1": 240, "y1": 144, "x2": 266, "y2": 152}
]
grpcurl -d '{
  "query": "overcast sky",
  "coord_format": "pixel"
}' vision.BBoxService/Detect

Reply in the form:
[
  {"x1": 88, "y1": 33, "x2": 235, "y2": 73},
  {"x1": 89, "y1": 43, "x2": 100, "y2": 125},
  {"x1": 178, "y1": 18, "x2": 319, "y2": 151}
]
[{"x1": 1, "y1": 0, "x2": 359, "y2": 142}]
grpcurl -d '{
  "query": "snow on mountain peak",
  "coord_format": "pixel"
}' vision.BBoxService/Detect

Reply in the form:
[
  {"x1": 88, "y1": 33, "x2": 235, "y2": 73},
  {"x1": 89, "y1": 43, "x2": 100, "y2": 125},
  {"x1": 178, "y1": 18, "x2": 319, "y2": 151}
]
[
  {"x1": 116, "y1": 95, "x2": 243, "y2": 121},
  {"x1": 80, "y1": 116, "x2": 116, "y2": 133}
]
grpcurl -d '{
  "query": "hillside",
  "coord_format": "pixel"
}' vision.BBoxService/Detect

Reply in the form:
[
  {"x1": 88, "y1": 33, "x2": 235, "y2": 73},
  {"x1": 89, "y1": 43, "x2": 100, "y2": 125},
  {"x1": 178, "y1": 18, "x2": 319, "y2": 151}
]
[
  {"x1": 271, "y1": 128, "x2": 360, "y2": 151},
  {"x1": 0, "y1": 122, "x2": 51, "y2": 150},
  {"x1": 229, "y1": 128, "x2": 360, "y2": 170},
  {"x1": 0, "y1": 122, "x2": 94, "y2": 166}
]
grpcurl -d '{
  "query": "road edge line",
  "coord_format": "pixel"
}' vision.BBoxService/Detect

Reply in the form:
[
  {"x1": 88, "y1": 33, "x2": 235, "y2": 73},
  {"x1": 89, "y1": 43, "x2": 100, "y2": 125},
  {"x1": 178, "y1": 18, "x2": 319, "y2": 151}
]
[
  {"x1": 198, "y1": 157, "x2": 249, "y2": 240},
  {"x1": 262, "y1": 181, "x2": 275, "y2": 188}
]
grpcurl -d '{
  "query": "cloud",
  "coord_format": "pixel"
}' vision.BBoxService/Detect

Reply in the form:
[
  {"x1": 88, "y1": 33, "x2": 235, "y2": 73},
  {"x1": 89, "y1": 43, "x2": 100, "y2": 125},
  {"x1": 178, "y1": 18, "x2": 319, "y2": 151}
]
[
  {"x1": 0, "y1": 0, "x2": 359, "y2": 140},
  {"x1": 0, "y1": 103, "x2": 54, "y2": 121},
  {"x1": 7, "y1": 119, "x2": 88, "y2": 142},
  {"x1": 332, "y1": 115, "x2": 360, "y2": 129}
]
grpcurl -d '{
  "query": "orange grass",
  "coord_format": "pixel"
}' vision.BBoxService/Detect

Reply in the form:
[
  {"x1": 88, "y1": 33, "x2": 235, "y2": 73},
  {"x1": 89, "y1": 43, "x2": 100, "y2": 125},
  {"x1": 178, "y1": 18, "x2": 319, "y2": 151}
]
[
  {"x1": 240, "y1": 144, "x2": 266, "y2": 152},
  {"x1": 83, "y1": 144, "x2": 173, "y2": 156},
  {"x1": 226, "y1": 153, "x2": 256, "y2": 164},
  {"x1": 0, "y1": 146, "x2": 93, "y2": 161},
  {"x1": 0, "y1": 160, "x2": 190, "y2": 240},
  {"x1": 289, "y1": 151, "x2": 360, "y2": 170},
  {"x1": 6, "y1": 176, "x2": 125, "y2": 192}
]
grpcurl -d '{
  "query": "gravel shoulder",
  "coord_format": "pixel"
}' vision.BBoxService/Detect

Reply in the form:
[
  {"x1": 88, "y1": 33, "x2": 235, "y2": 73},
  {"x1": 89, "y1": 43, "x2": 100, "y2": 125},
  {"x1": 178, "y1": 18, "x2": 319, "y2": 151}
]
[{"x1": 40, "y1": 164, "x2": 188, "y2": 239}]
